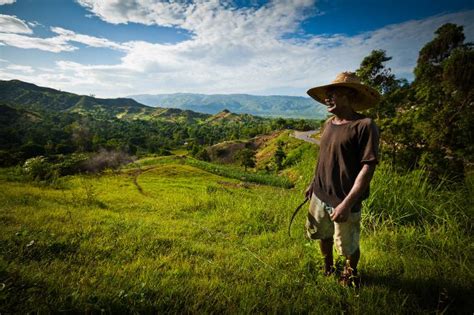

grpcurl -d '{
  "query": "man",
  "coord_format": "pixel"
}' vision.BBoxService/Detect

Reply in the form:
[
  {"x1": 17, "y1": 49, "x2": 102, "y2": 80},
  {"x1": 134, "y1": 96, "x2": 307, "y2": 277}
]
[{"x1": 305, "y1": 72, "x2": 380, "y2": 286}]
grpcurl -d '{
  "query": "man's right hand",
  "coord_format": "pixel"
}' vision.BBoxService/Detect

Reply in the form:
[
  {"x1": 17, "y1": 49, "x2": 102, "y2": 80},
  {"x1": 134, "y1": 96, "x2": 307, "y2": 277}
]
[{"x1": 304, "y1": 184, "x2": 313, "y2": 199}]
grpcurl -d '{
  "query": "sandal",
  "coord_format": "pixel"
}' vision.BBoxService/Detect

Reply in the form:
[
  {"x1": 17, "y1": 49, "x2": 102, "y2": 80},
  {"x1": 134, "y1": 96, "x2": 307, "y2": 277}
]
[{"x1": 339, "y1": 268, "x2": 360, "y2": 287}]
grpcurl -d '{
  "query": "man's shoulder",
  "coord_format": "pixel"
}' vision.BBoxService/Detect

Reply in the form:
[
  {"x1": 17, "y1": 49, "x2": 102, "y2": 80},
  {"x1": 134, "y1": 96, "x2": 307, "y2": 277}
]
[{"x1": 354, "y1": 114, "x2": 377, "y2": 128}]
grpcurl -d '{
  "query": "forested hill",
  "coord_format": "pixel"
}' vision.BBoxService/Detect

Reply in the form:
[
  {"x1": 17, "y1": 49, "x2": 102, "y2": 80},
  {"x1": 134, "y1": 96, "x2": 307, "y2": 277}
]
[
  {"x1": 128, "y1": 93, "x2": 327, "y2": 119},
  {"x1": 0, "y1": 79, "x2": 319, "y2": 166},
  {"x1": 0, "y1": 79, "x2": 235, "y2": 124},
  {"x1": 0, "y1": 79, "x2": 149, "y2": 114},
  {"x1": 0, "y1": 79, "x2": 326, "y2": 120}
]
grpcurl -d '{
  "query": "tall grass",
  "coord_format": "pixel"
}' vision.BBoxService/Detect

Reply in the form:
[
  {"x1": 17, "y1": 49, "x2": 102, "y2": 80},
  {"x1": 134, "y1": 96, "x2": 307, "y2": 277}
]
[
  {"x1": 0, "y1": 151, "x2": 473, "y2": 313},
  {"x1": 363, "y1": 163, "x2": 472, "y2": 230}
]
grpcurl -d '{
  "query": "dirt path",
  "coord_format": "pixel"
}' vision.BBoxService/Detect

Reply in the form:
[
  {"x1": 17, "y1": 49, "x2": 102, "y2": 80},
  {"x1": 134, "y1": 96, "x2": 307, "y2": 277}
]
[
  {"x1": 128, "y1": 165, "x2": 159, "y2": 196},
  {"x1": 291, "y1": 129, "x2": 320, "y2": 145},
  {"x1": 132, "y1": 169, "x2": 145, "y2": 195}
]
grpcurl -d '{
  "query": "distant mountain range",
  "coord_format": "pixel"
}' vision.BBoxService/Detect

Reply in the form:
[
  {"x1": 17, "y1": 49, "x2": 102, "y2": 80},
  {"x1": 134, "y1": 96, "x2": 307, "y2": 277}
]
[
  {"x1": 0, "y1": 80, "x2": 327, "y2": 120},
  {"x1": 128, "y1": 93, "x2": 327, "y2": 119}
]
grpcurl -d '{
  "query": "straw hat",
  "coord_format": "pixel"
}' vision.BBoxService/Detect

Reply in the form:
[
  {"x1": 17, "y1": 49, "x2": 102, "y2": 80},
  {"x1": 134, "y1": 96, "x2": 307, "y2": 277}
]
[{"x1": 307, "y1": 72, "x2": 381, "y2": 111}]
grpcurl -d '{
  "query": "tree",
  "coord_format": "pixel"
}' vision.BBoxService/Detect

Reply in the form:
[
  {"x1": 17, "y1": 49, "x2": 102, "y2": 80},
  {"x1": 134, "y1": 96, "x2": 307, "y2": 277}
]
[
  {"x1": 274, "y1": 140, "x2": 286, "y2": 171},
  {"x1": 356, "y1": 49, "x2": 399, "y2": 95},
  {"x1": 355, "y1": 24, "x2": 473, "y2": 180},
  {"x1": 356, "y1": 50, "x2": 406, "y2": 166},
  {"x1": 237, "y1": 148, "x2": 256, "y2": 171},
  {"x1": 411, "y1": 23, "x2": 472, "y2": 178},
  {"x1": 415, "y1": 23, "x2": 465, "y2": 81},
  {"x1": 356, "y1": 49, "x2": 406, "y2": 120},
  {"x1": 195, "y1": 148, "x2": 210, "y2": 162}
]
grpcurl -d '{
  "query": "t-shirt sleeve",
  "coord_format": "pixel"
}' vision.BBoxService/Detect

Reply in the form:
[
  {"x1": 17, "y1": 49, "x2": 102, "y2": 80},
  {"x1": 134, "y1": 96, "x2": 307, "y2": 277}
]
[{"x1": 358, "y1": 119, "x2": 380, "y2": 164}]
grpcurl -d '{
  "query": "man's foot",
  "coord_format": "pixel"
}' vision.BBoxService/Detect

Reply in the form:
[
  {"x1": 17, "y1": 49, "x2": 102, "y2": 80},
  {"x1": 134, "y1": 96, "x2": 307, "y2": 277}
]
[
  {"x1": 339, "y1": 267, "x2": 360, "y2": 287},
  {"x1": 323, "y1": 266, "x2": 336, "y2": 277}
]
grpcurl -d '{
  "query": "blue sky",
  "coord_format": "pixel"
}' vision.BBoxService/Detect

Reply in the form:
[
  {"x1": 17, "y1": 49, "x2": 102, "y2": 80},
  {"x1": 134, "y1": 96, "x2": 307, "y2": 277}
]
[{"x1": 0, "y1": 0, "x2": 473, "y2": 97}]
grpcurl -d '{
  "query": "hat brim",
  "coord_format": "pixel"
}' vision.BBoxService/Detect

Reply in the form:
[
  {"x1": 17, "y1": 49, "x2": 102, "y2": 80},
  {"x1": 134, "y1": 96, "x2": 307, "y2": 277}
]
[{"x1": 307, "y1": 82, "x2": 381, "y2": 111}]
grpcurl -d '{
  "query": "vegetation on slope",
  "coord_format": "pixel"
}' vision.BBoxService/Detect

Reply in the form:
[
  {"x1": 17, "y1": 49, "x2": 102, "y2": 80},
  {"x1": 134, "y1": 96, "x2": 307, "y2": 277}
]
[{"x1": 0, "y1": 145, "x2": 472, "y2": 313}]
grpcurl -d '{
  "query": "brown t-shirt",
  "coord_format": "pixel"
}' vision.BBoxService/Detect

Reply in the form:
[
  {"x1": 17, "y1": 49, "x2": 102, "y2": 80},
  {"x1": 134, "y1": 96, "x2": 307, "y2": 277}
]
[{"x1": 312, "y1": 114, "x2": 379, "y2": 212}]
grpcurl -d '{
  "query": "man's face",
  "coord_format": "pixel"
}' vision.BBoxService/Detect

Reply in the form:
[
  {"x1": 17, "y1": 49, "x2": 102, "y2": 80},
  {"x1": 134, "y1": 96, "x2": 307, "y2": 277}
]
[{"x1": 324, "y1": 87, "x2": 353, "y2": 114}]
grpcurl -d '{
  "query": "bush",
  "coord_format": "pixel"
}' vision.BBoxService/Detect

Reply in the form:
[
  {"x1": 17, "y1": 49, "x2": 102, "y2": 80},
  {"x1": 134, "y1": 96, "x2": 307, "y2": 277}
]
[
  {"x1": 53, "y1": 153, "x2": 89, "y2": 176},
  {"x1": 82, "y1": 149, "x2": 134, "y2": 173},
  {"x1": 19, "y1": 143, "x2": 45, "y2": 159},
  {"x1": 22, "y1": 156, "x2": 58, "y2": 182},
  {"x1": 283, "y1": 143, "x2": 312, "y2": 168},
  {"x1": 0, "y1": 150, "x2": 21, "y2": 167},
  {"x1": 195, "y1": 148, "x2": 210, "y2": 161}
]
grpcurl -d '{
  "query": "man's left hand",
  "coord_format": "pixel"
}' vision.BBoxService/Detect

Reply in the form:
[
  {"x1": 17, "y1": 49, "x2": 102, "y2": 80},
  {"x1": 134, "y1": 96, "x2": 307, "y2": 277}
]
[{"x1": 330, "y1": 204, "x2": 351, "y2": 222}]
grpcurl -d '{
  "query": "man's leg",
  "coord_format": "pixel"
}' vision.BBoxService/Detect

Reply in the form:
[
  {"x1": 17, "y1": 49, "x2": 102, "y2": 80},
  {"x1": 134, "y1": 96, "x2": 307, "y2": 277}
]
[
  {"x1": 347, "y1": 247, "x2": 360, "y2": 273},
  {"x1": 320, "y1": 238, "x2": 334, "y2": 275},
  {"x1": 334, "y1": 211, "x2": 361, "y2": 286},
  {"x1": 305, "y1": 194, "x2": 335, "y2": 275}
]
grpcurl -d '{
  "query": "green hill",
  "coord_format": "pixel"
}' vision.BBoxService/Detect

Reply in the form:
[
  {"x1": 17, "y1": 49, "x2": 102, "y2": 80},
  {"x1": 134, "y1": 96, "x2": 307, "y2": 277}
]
[
  {"x1": 0, "y1": 148, "x2": 471, "y2": 313},
  {"x1": 0, "y1": 80, "x2": 145, "y2": 113},
  {"x1": 0, "y1": 80, "x2": 210, "y2": 122},
  {"x1": 1, "y1": 80, "x2": 321, "y2": 165}
]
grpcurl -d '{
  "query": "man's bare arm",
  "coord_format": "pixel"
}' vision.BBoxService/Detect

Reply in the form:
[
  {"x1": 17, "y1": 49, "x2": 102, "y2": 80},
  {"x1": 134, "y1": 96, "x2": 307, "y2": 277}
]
[{"x1": 330, "y1": 163, "x2": 376, "y2": 222}]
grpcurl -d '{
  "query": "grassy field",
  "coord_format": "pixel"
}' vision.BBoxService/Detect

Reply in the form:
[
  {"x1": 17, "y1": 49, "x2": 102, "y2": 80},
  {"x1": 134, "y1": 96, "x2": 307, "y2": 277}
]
[{"x1": 0, "y1": 148, "x2": 473, "y2": 313}]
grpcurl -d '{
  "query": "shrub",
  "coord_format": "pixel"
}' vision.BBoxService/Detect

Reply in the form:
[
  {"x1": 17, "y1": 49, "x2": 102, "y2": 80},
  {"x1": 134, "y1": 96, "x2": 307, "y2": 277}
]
[
  {"x1": 53, "y1": 153, "x2": 89, "y2": 176},
  {"x1": 195, "y1": 148, "x2": 210, "y2": 162},
  {"x1": 19, "y1": 142, "x2": 45, "y2": 159},
  {"x1": 22, "y1": 156, "x2": 58, "y2": 181},
  {"x1": 82, "y1": 149, "x2": 134, "y2": 173},
  {"x1": 0, "y1": 150, "x2": 21, "y2": 167}
]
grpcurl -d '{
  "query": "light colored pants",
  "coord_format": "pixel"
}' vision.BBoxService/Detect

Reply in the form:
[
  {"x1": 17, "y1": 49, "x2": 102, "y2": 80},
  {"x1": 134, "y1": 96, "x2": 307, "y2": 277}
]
[{"x1": 305, "y1": 193, "x2": 361, "y2": 256}]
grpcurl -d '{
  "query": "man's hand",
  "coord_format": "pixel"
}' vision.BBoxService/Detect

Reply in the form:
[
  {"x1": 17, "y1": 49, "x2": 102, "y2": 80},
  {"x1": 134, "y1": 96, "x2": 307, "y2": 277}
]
[
  {"x1": 330, "y1": 203, "x2": 351, "y2": 223},
  {"x1": 304, "y1": 184, "x2": 313, "y2": 199},
  {"x1": 330, "y1": 163, "x2": 376, "y2": 223}
]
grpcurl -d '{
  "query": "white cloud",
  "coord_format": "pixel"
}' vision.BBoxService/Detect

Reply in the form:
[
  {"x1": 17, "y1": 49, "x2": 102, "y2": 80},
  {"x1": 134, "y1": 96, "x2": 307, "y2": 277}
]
[
  {"x1": 0, "y1": 17, "x2": 127, "y2": 52},
  {"x1": 0, "y1": 32, "x2": 78, "y2": 52},
  {"x1": 6, "y1": 64, "x2": 34, "y2": 73},
  {"x1": 27, "y1": 21, "x2": 43, "y2": 28},
  {"x1": 50, "y1": 27, "x2": 127, "y2": 50},
  {"x1": 0, "y1": 14, "x2": 32, "y2": 34},
  {"x1": 0, "y1": 0, "x2": 16, "y2": 5},
  {"x1": 77, "y1": 0, "x2": 315, "y2": 41}
]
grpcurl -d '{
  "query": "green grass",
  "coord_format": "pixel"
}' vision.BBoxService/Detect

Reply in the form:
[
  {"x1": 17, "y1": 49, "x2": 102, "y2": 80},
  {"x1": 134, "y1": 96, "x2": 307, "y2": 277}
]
[
  {"x1": 0, "y1": 151, "x2": 472, "y2": 313},
  {"x1": 185, "y1": 157, "x2": 294, "y2": 188}
]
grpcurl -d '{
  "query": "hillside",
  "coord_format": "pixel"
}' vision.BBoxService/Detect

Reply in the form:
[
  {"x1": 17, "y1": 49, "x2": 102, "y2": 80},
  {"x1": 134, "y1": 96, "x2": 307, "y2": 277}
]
[
  {"x1": 205, "y1": 129, "x2": 311, "y2": 173},
  {"x1": 0, "y1": 80, "x2": 210, "y2": 123},
  {"x1": 0, "y1": 80, "x2": 327, "y2": 122},
  {"x1": 0, "y1": 150, "x2": 472, "y2": 313},
  {"x1": 0, "y1": 80, "x2": 147, "y2": 114},
  {"x1": 128, "y1": 92, "x2": 327, "y2": 119},
  {"x1": 0, "y1": 80, "x2": 300, "y2": 126},
  {"x1": 0, "y1": 80, "x2": 323, "y2": 167}
]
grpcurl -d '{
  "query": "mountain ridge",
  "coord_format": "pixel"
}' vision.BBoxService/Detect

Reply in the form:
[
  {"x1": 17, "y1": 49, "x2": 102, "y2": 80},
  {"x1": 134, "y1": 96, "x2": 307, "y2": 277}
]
[
  {"x1": 0, "y1": 80, "x2": 277, "y2": 126},
  {"x1": 0, "y1": 79, "x2": 325, "y2": 120},
  {"x1": 128, "y1": 92, "x2": 327, "y2": 119}
]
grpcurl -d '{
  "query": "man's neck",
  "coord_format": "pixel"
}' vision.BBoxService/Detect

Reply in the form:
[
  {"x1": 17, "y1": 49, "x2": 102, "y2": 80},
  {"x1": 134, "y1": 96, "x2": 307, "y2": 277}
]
[{"x1": 333, "y1": 110, "x2": 359, "y2": 125}]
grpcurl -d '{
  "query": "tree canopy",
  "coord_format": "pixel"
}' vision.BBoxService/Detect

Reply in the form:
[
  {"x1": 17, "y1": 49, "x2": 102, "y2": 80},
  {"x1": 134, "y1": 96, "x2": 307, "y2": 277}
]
[{"x1": 356, "y1": 23, "x2": 473, "y2": 180}]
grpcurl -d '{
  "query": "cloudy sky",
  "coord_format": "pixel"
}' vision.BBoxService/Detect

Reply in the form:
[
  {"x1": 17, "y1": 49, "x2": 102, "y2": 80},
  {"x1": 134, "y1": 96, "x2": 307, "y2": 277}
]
[{"x1": 0, "y1": 0, "x2": 473, "y2": 98}]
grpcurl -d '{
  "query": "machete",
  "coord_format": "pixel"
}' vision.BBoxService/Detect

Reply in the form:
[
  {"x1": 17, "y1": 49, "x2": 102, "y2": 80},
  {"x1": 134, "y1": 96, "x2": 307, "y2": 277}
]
[{"x1": 288, "y1": 197, "x2": 309, "y2": 237}]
